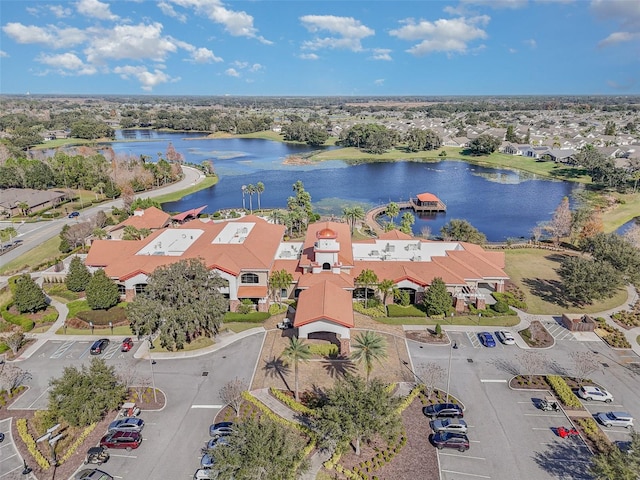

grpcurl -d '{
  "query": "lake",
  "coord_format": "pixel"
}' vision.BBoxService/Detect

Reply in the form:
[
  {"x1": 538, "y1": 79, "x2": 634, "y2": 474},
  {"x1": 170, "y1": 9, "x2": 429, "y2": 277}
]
[{"x1": 109, "y1": 130, "x2": 582, "y2": 241}]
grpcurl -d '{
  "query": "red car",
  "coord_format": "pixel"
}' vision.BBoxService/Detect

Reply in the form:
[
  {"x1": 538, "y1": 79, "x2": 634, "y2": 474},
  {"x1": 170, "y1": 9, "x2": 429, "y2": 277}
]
[
  {"x1": 100, "y1": 431, "x2": 142, "y2": 450},
  {"x1": 121, "y1": 338, "x2": 134, "y2": 352}
]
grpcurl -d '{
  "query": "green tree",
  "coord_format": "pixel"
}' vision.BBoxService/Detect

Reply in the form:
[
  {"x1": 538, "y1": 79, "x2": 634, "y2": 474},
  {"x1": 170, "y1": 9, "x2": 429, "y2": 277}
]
[
  {"x1": 48, "y1": 358, "x2": 126, "y2": 427},
  {"x1": 342, "y1": 205, "x2": 365, "y2": 234},
  {"x1": 269, "y1": 269, "x2": 293, "y2": 304},
  {"x1": 423, "y1": 277, "x2": 451, "y2": 317},
  {"x1": 468, "y1": 134, "x2": 501, "y2": 155},
  {"x1": 65, "y1": 256, "x2": 91, "y2": 292},
  {"x1": 208, "y1": 416, "x2": 309, "y2": 480},
  {"x1": 286, "y1": 181, "x2": 315, "y2": 236},
  {"x1": 604, "y1": 120, "x2": 616, "y2": 136},
  {"x1": 127, "y1": 259, "x2": 228, "y2": 350},
  {"x1": 351, "y1": 331, "x2": 387, "y2": 383},
  {"x1": 246, "y1": 184, "x2": 256, "y2": 213},
  {"x1": 13, "y1": 274, "x2": 47, "y2": 313},
  {"x1": 558, "y1": 257, "x2": 622, "y2": 306},
  {"x1": 312, "y1": 375, "x2": 401, "y2": 456},
  {"x1": 440, "y1": 219, "x2": 487, "y2": 244},
  {"x1": 86, "y1": 269, "x2": 120, "y2": 310},
  {"x1": 129, "y1": 197, "x2": 161, "y2": 213},
  {"x1": 385, "y1": 202, "x2": 400, "y2": 228},
  {"x1": 400, "y1": 211, "x2": 415, "y2": 234},
  {"x1": 377, "y1": 279, "x2": 395, "y2": 305},
  {"x1": 589, "y1": 431, "x2": 640, "y2": 480},
  {"x1": 580, "y1": 232, "x2": 640, "y2": 285},
  {"x1": 505, "y1": 125, "x2": 518, "y2": 143},
  {"x1": 355, "y1": 269, "x2": 379, "y2": 308},
  {"x1": 281, "y1": 337, "x2": 312, "y2": 402},
  {"x1": 255, "y1": 181, "x2": 265, "y2": 211}
]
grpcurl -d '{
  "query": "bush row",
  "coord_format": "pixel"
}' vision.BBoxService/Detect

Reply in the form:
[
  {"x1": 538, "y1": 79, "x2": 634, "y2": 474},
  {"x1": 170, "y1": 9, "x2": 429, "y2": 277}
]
[
  {"x1": 352, "y1": 302, "x2": 386, "y2": 318},
  {"x1": 59, "y1": 423, "x2": 96, "y2": 465},
  {"x1": 595, "y1": 317, "x2": 632, "y2": 348},
  {"x1": 492, "y1": 291, "x2": 527, "y2": 310},
  {"x1": 16, "y1": 418, "x2": 51, "y2": 469},
  {"x1": 546, "y1": 375, "x2": 583, "y2": 409},
  {"x1": 1, "y1": 302, "x2": 35, "y2": 331},
  {"x1": 575, "y1": 418, "x2": 612, "y2": 454},
  {"x1": 269, "y1": 388, "x2": 314, "y2": 416},
  {"x1": 308, "y1": 343, "x2": 339, "y2": 358}
]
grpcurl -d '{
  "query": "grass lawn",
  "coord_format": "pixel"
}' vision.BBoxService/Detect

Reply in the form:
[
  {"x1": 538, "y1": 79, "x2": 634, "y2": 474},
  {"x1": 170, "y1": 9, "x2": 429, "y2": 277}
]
[
  {"x1": 504, "y1": 248, "x2": 629, "y2": 315},
  {"x1": 55, "y1": 325, "x2": 133, "y2": 335},
  {"x1": 223, "y1": 322, "x2": 265, "y2": 333},
  {"x1": 375, "y1": 315, "x2": 520, "y2": 326},
  {"x1": 0, "y1": 236, "x2": 62, "y2": 275},
  {"x1": 151, "y1": 335, "x2": 214, "y2": 352},
  {"x1": 154, "y1": 175, "x2": 218, "y2": 205},
  {"x1": 602, "y1": 192, "x2": 640, "y2": 233}
]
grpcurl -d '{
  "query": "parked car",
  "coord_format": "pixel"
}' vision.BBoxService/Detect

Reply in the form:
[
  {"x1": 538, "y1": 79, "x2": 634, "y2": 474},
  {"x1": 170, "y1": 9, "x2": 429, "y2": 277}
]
[
  {"x1": 74, "y1": 469, "x2": 113, "y2": 480},
  {"x1": 68, "y1": 211, "x2": 80, "y2": 218},
  {"x1": 430, "y1": 418, "x2": 468, "y2": 434},
  {"x1": 423, "y1": 403, "x2": 464, "y2": 419},
  {"x1": 495, "y1": 330, "x2": 516, "y2": 345},
  {"x1": 206, "y1": 435, "x2": 231, "y2": 449},
  {"x1": 201, "y1": 452, "x2": 216, "y2": 468},
  {"x1": 100, "y1": 431, "x2": 142, "y2": 450},
  {"x1": 431, "y1": 432, "x2": 470, "y2": 452},
  {"x1": 596, "y1": 412, "x2": 634, "y2": 429},
  {"x1": 194, "y1": 469, "x2": 213, "y2": 480},
  {"x1": 121, "y1": 337, "x2": 134, "y2": 352},
  {"x1": 108, "y1": 417, "x2": 145, "y2": 433},
  {"x1": 90, "y1": 339, "x2": 109, "y2": 355},
  {"x1": 478, "y1": 331, "x2": 496, "y2": 347},
  {"x1": 209, "y1": 421, "x2": 234, "y2": 438},
  {"x1": 578, "y1": 385, "x2": 613, "y2": 403}
]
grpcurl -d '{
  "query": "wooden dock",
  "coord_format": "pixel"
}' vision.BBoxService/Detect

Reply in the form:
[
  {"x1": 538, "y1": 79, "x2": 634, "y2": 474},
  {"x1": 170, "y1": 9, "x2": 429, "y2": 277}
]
[{"x1": 365, "y1": 195, "x2": 446, "y2": 235}]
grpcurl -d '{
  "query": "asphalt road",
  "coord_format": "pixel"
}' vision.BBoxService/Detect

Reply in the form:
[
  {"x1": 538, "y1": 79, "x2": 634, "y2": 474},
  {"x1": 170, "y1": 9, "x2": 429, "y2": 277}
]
[
  {"x1": 0, "y1": 166, "x2": 204, "y2": 269},
  {"x1": 407, "y1": 330, "x2": 640, "y2": 480},
  {"x1": 8, "y1": 332, "x2": 265, "y2": 480}
]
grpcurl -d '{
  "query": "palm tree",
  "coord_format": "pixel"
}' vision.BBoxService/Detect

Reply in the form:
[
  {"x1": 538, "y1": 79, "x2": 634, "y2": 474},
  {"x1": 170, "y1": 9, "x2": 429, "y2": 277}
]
[
  {"x1": 351, "y1": 331, "x2": 387, "y2": 383},
  {"x1": 386, "y1": 201, "x2": 399, "y2": 229},
  {"x1": 355, "y1": 269, "x2": 378, "y2": 308},
  {"x1": 282, "y1": 337, "x2": 312, "y2": 401},
  {"x1": 269, "y1": 269, "x2": 293, "y2": 304},
  {"x1": 343, "y1": 206, "x2": 365, "y2": 234},
  {"x1": 246, "y1": 184, "x2": 256, "y2": 213},
  {"x1": 377, "y1": 279, "x2": 395, "y2": 305},
  {"x1": 241, "y1": 185, "x2": 247, "y2": 210},
  {"x1": 256, "y1": 182, "x2": 265, "y2": 211},
  {"x1": 17, "y1": 201, "x2": 29, "y2": 216}
]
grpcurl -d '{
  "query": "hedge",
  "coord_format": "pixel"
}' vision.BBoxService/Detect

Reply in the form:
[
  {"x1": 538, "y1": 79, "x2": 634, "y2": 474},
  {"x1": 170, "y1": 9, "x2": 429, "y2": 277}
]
[
  {"x1": 308, "y1": 343, "x2": 338, "y2": 357},
  {"x1": 269, "y1": 388, "x2": 314, "y2": 415},
  {"x1": 224, "y1": 312, "x2": 270, "y2": 322},
  {"x1": 17, "y1": 418, "x2": 50, "y2": 469},
  {"x1": 1, "y1": 302, "x2": 35, "y2": 331},
  {"x1": 546, "y1": 375, "x2": 583, "y2": 409},
  {"x1": 492, "y1": 292, "x2": 527, "y2": 310},
  {"x1": 353, "y1": 302, "x2": 387, "y2": 318}
]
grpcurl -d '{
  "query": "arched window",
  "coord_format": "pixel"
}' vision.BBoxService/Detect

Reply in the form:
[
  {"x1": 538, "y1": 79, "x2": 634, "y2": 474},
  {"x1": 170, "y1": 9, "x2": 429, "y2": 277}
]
[
  {"x1": 117, "y1": 284, "x2": 126, "y2": 296},
  {"x1": 322, "y1": 262, "x2": 331, "y2": 270},
  {"x1": 241, "y1": 273, "x2": 259, "y2": 284}
]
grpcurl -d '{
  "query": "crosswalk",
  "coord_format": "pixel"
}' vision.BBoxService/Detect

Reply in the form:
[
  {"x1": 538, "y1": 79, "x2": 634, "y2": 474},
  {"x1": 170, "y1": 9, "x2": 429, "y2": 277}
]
[{"x1": 541, "y1": 321, "x2": 576, "y2": 342}]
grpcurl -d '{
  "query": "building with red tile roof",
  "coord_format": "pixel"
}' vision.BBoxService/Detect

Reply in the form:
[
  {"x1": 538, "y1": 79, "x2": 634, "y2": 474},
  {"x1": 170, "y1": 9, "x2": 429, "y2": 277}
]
[
  {"x1": 84, "y1": 211, "x2": 508, "y2": 348},
  {"x1": 107, "y1": 206, "x2": 171, "y2": 240}
]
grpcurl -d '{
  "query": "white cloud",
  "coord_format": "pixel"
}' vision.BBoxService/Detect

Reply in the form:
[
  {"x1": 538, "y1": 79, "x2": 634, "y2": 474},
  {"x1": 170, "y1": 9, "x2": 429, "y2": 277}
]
[
  {"x1": 0, "y1": 50, "x2": 8, "y2": 58},
  {"x1": 371, "y1": 48, "x2": 392, "y2": 61},
  {"x1": 49, "y1": 5, "x2": 72, "y2": 18},
  {"x1": 389, "y1": 16, "x2": 489, "y2": 56},
  {"x1": 300, "y1": 15, "x2": 374, "y2": 52},
  {"x1": 36, "y1": 52, "x2": 97, "y2": 75},
  {"x1": 374, "y1": 79, "x2": 384, "y2": 86},
  {"x1": 509, "y1": 47, "x2": 517, "y2": 53},
  {"x1": 76, "y1": 0, "x2": 119, "y2": 21},
  {"x1": 158, "y1": 1, "x2": 187, "y2": 22},
  {"x1": 2, "y1": 23, "x2": 86, "y2": 48},
  {"x1": 591, "y1": 0, "x2": 640, "y2": 29},
  {"x1": 249, "y1": 63, "x2": 263, "y2": 72},
  {"x1": 167, "y1": 0, "x2": 271, "y2": 43},
  {"x1": 84, "y1": 23, "x2": 178, "y2": 63},
  {"x1": 113, "y1": 65, "x2": 175, "y2": 91},
  {"x1": 598, "y1": 32, "x2": 640, "y2": 48},
  {"x1": 524, "y1": 38, "x2": 537, "y2": 48},
  {"x1": 299, "y1": 53, "x2": 319, "y2": 60},
  {"x1": 460, "y1": 0, "x2": 527, "y2": 8},
  {"x1": 189, "y1": 47, "x2": 222, "y2": 63},
  {"x1": 232, "y1": 60, "x2": 249, "y2": 69},
  {"x1": 225, "y1": 68, "x2": 240, "y2": 77}
]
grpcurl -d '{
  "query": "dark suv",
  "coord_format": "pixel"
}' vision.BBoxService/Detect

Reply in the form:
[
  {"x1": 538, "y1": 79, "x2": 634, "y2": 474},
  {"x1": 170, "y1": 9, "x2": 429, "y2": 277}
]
[
  {"x1": 423, "y1": 403, "x2": 464, "y2": 419},
  {"x1": 90, "y1": 339, "x2": 109, "y2": 355},
  {"x1": 100, "y1": 431, "x2": 142, "y2": 450},
  {"x1": 431, "y1": 432, "x2": 470, "y2": 452}
]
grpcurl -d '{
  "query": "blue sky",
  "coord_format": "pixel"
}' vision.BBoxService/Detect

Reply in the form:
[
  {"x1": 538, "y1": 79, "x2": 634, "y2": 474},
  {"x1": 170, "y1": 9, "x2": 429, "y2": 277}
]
[{"x1": 1, "y1": 0, "x2": 639, "y2": 96}]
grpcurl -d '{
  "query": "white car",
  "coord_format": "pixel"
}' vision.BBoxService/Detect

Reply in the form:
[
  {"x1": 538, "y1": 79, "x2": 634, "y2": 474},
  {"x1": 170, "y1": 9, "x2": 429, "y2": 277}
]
[
  {"x1": 578, "y1": 385, "x2": 613, "y2": 403},
  {"x1": 596, "y1": 412, "x2": 634, "y2": 429},
  {"x1": 495, "y1": 330, "x2": 516, "y2": 345}
]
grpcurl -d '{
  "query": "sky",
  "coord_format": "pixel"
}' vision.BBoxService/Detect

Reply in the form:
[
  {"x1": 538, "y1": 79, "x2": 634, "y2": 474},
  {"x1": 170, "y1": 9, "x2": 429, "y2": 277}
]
[{"x1": 0, "y1": 0, "x2": 639, "y2": 96}]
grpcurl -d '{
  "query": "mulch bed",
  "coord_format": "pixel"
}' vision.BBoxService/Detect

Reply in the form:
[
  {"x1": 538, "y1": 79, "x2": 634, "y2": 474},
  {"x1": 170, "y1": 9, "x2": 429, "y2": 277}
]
[
  {"x1": 520, "y1": 320, "x2": 554, "y2": 348},
  {"x1": 405, "y1": 330, "x2": 449, "y2": 344}
]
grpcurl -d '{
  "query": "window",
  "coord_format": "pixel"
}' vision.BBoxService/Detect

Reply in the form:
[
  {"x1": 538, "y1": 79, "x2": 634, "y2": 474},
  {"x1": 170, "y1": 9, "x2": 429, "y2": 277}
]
[
  {"x1": 117, "y1": 284, "x2": 126, "y2": 296},
  {"x1": 241, "y1": 273, "x2": 259, "y2": 284},
  {"x1": 280, "y1": 288, "x2": 288, "y2": 299},
  {"x1": 134, "y1": 284, "x2": 147, "y2": 294},
  {"x1": 322, "y1": 262, "x2": 331, "y2": 270}
]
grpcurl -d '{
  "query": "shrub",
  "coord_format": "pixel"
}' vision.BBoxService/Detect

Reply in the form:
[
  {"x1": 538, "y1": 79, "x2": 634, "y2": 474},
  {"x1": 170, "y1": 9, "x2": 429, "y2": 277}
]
[
  {"x1": 353, "y1": 302, "x2": 387, "y2": 318},
  {"x1": 236, "y1": 298, "x2": 255, "y2": 314},
  {"x1": 17, "y1": 418, "x2": 50, "y2": 469},
  {"x1": 269, "y1": 388, "x2": 314, "y2": 415},
  {"x1": 1, "y1": 302, "x2": 35, "y2": 331},
  {"x1": 13, "y1": 274, "x2": 47, "y2": 313},
  {"x1": 85, "y1": 269, "x2": 119, "y2": 310},
  {"x1": 435, "y1": 323, "x2": 442, "y2": 336},
  {"x1": 224, "y1": 311, "x2": 270, "y2": 322},
  {"x1": 492, "y1": 300, "x2": 510, "y2": 314},
  {"x1": 493, "y1": 291, "x2": 527, "y2": 310},
  {"x1": 268, "y1": 303, "x2": 288, "y2": 315},
  {"x1": 308, "y1": 343, "x2": 339, "y2": 357},
  {"x1": 546, "y1": 375, "x2": 583, "y2": 409}
]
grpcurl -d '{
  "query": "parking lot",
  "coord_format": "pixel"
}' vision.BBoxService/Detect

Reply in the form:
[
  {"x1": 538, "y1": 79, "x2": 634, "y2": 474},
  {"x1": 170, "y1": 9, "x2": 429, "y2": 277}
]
[{"x1": 0, "y1": 418, "x2": 25, "y2": 479}]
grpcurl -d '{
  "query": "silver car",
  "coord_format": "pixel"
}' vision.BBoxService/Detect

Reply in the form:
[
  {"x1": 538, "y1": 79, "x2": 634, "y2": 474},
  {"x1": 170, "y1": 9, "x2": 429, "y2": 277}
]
[
  {"x1": 430, "y1": 418, "x2": 468, "y2": 435},
  {"x1": 596, "y1": 412, "x2": 634, "y2": 429},
  {"x1": 107, "y1": 417, "x2": 145, "y2": 433}
]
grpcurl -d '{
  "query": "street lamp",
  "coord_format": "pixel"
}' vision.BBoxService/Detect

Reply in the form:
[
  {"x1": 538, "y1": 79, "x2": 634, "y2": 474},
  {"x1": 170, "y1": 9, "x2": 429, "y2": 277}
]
[
  {"x1": 401, "y1": 360, "x2": 423, "y2": 385},
  {"x1": 148, "y1": 336, "x2": 158, "y2": 403},
  {"x1": 446, "y1": 339, "x2": 456, "y2": 403}
]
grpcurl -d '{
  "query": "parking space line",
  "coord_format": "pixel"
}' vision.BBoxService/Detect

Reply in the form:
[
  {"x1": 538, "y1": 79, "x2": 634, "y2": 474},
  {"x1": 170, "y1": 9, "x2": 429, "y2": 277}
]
[
  {"x1": 466, "y1": 332, "x2": 481, "y2": 348},
  {"x1": 440, "y1": 453, "x2": 486, "y2": 461},
  {"x1": 103, "y1": 344, "x2": 121, "y2": 359},
  {"x1": 0, "y1": 464, "x2": 24, "y2": 478},
  {"x1": 50, "y1": 340, "x2": 75, "y2": 359},
  {"x1": 109, "y1": 453, "x2": 137, "y2": 459},
  {"x1": 27, "y1": 387, "x2": 51, "y2": 409},
  {"x1": 442, "y1": 469, "x2": 490, "y2": 478},
  {"x1": 79, "y1": 344, "x2": 92, "y2": 359},
  {"x1": 524, "y1": 413, "x2": 565, "y2": 417},
  {"x1": 191, "y1": 405, "x2": 224, "y2": 409}
]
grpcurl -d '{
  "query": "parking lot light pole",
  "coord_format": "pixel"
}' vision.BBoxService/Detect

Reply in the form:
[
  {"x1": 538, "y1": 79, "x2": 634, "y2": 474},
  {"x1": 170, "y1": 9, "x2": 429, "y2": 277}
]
[
  {"x1": 446, "y1": 341, "x2": 453, "y2": 403},
  {"x1": 148, "y1": 337, "x2": 158, "y2": 403}
]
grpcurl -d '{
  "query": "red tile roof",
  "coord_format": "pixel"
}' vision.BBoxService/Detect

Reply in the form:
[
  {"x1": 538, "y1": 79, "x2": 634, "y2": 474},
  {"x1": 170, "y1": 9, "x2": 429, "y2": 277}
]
[
  {"x1": 113, "y1": 206, "x2": 170, "y2": 230},
  {"x1": 237, "y1": 286, "x2": 268, "y2": 298},
  {"x1": 416, "y1": 192, "x2": 440, "y2": 202},
  {"x1": 294, "y1": 280, "x2": 354, "y2": 328},
  {"x1": 299, "y1": 221, "x2": 354, "y2": 268},
  {"x1": 172, "y1": 205, "x2": 207, "y2": 222}
]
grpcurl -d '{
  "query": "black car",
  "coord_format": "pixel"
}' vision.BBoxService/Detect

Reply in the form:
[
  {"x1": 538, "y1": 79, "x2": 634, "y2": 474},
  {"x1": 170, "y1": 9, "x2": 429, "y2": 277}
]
[
  {"x1": 90, "y1": 339, "x2": 109, "y2": 355},
  {"x1": 423, "y1": 403, "x2": 464, "y2": 419},
  {"x1": 209, "y1": 421, "x2": 234, "y2": 438},
  {"x1": 69, "y1": 211, "x2": 80, "y2": 218},
  {"x1": 431, "y1": 432, "x2": 470, "y2": 452}
]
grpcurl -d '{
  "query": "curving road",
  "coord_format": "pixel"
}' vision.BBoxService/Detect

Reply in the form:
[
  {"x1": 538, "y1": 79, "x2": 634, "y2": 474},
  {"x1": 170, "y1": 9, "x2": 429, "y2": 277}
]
[{"x1": 0, "y1": 166, "x2": 205, "y2": 269}]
